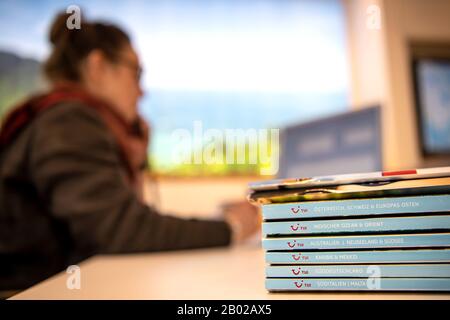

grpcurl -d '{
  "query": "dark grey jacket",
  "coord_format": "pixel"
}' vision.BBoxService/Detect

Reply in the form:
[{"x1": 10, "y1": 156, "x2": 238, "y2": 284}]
[{"x1": 0, "y1": 102, "x2": 231, "y2": 290}]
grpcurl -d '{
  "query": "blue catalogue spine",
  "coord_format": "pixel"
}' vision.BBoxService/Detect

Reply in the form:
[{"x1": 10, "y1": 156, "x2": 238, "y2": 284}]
[
  {"x1": 262, "y1": 233, "x2": 450, "y2": 250},
  {"x1": 263, "y1": 215, "x2": 450, "y2": 236},
  {"x1": 262, "y1": 194, "x2": 450, "y2": 220},
  {"x1": 265, "y1": 278, "x2": 450, "y2": 291},
  {"x1": 265, "y1": 249, "x2": 450, "y2": 264}
]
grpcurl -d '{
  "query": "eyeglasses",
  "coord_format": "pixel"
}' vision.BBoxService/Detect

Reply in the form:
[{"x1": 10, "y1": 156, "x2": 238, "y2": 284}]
[{"x1": 116, "y1": 56, "x2": 143, "y2": 82}]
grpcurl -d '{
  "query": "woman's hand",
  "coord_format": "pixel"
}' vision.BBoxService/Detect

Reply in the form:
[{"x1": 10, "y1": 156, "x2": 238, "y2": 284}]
[{"x1": 222, "y1": 200, "x2": 261, "y2": 245}]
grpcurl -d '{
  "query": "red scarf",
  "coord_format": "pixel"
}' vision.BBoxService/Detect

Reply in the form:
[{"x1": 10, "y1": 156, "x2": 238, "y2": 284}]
[{"x1": 0, "y1": 85, "x2": 149, "y2": 194}]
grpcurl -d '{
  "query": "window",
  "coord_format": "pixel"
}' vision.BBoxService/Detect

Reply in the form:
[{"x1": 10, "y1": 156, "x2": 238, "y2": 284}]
[{"x1": 0, "y1": 0, "x2": 349, "y2": 176}]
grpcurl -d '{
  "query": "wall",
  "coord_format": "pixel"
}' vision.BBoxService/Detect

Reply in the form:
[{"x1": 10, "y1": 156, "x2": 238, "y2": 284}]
[{"x1": 343, "y1": 0, "x2": 450, "y2": 169}]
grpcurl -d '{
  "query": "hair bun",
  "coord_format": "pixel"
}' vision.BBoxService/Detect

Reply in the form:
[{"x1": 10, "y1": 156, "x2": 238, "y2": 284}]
[
  {"x1": 49, "y1": 12, "x2": 78, "y2": 45},
  {"x1": 44, "y1": 10, "x2": 130, "y2": 83}
]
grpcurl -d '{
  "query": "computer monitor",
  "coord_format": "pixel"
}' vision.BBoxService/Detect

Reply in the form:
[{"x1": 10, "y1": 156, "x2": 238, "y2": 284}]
[
  {"x1": 278, "y1": 106, "x2": 382, "y2": 179},
  {"x1": 413, "y1": 57, "x2": 450, "y2": 156}
]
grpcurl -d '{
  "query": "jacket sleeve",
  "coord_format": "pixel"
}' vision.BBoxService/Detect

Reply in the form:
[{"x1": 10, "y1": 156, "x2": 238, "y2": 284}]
[{"x1": 28, "y1": 102, "x2": 231, "y2": 254}]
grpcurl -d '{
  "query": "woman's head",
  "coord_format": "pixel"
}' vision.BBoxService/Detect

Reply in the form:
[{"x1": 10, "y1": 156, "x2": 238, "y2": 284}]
[{"x1": 44, "y1": 12, "x2": 143, "y2": 122}]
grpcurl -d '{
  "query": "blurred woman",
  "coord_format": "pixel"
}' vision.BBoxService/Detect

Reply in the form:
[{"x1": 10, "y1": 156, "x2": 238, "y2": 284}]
[{"x1": 0, "y1": 12, "x2": 259, "y2": 291}]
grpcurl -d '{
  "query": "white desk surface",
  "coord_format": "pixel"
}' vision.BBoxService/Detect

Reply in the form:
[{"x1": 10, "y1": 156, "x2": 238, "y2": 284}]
[{"x1": 10, "y1": 245, "x2": 450, "y2": 300}]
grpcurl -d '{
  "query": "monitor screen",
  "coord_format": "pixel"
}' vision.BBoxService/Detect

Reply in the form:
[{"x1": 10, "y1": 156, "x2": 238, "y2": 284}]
[
  {"x1": 414, "y1": 58, "x2": 450, "y2": 156},
  {"x1": 278, "y1": 106, "x2": 382, "y2": 178}
]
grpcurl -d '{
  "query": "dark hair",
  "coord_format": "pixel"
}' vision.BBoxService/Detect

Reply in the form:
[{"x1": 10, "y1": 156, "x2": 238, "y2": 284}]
[{"x1": 44, "y1": 11, "x2": 131, "y2": 82}]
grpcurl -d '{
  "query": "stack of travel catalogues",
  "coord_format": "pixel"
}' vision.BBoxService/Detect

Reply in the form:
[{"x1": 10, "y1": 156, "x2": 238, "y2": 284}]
[{"x1": 248, "y1": 167, "x2": 450, "y2": 292}]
